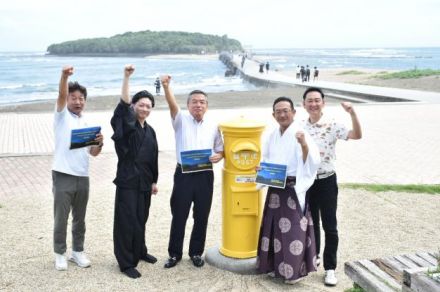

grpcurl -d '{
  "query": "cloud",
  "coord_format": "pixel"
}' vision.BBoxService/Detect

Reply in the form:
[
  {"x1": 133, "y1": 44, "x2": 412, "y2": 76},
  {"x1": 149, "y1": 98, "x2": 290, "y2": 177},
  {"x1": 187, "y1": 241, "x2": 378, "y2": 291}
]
[{"x1": 0, "y1": 0, "x2": 439, "y2": 51}]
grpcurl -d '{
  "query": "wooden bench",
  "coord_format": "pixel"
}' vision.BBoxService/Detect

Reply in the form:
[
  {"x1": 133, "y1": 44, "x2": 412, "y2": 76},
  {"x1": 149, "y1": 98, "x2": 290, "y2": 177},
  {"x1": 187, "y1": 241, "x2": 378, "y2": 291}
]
[{"x1": 344, "y1": 251, "x2": 440, "y2": 292}]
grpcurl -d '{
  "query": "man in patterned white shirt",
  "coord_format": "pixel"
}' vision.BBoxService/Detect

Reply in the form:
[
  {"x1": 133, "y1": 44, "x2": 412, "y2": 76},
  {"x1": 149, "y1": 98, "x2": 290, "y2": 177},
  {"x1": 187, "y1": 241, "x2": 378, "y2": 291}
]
[{"x1": 302, "y1": 87, "x2": 362, "y2": 286}]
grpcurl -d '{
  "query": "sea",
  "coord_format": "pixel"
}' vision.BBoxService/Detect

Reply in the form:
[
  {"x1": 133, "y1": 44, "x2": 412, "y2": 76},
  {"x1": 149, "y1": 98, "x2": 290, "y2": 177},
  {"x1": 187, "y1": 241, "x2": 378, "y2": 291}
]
[{"x1": 0, "y1": 47, "x2": 439, "y2": 104}]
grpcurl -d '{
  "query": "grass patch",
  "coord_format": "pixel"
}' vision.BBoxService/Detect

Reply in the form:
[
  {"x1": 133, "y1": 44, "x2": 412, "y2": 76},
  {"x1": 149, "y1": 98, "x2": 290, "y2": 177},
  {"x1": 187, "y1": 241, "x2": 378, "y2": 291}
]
[
  {"x1": 427, "y1": 249, "x2": 440, "y2": 282},
  {"x1": 341, "y1": 183, "x2": 440, "y2": 194},
  {"x1": 336, "y1": 70, "x2": 367, "y2": 75},
  {"x1": 345, "y1": 283, "x2": 365, "y2": 292},
  {"x1": 374, "y1": 69, "x2": 440, "y2": 79}
]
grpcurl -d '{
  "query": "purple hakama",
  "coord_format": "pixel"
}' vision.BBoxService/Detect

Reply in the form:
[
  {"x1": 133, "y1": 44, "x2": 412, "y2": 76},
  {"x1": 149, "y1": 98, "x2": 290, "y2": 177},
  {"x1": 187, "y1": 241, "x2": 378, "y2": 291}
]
[{"x1": 256, "y1": 178, "x2": 317, "y2": 281}]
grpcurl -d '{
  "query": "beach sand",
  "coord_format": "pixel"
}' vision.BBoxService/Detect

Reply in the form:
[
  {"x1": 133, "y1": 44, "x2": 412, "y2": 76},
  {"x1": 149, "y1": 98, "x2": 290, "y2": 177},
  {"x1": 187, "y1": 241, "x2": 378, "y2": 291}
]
[
  {"x1": 0, "y1": 87, "x2": 343, "y2": 113},
  {"x1": 278, "y1": 67, "x2": 440, "y2": 92},
  {"x1": 1, "y1": 151, "x2": 439, "y2": 292}
]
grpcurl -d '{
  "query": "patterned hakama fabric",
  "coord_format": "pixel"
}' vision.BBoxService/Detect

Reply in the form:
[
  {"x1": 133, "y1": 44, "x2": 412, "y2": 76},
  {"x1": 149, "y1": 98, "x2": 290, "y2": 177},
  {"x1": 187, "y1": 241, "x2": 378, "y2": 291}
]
[{"x1": 256, "y1": 179, "x2": 318, "y2": 281}]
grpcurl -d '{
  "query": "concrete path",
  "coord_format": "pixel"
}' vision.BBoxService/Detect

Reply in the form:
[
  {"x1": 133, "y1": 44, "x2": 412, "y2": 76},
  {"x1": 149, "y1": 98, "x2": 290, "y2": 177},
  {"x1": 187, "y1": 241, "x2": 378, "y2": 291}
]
[
  {"x1": 235, "y1": 55, "x2": 440, "y2": 103},
  {"x1": 1, "y1": 104, "x2": 439, "y2": 184}
]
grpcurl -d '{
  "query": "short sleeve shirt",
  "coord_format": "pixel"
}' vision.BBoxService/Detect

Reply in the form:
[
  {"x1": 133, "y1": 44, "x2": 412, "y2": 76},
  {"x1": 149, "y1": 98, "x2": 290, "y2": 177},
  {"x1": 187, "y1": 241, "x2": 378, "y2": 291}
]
[
  {"x1": 52, "y1": 106, "x2": 91, "y2": 177},
  {"x1": 302, "y1": 114, "x2": 348, "y2": 174},
  {"x1": 172, "y1": 111, "x2": 224, "y2": 164}
]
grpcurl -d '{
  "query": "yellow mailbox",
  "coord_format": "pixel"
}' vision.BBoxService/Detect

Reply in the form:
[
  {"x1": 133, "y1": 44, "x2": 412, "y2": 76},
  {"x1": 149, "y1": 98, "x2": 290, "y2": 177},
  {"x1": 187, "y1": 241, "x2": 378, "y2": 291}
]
[{"x1": 219, "y1": 117, "x2": 265, "y2": 258}]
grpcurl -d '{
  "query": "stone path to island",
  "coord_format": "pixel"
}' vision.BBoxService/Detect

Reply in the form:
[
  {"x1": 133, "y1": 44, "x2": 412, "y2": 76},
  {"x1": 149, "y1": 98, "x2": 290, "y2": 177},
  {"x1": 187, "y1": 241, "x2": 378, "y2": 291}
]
[{"x1": 234, "y1": 55, "x2": 440, "y2": 103}]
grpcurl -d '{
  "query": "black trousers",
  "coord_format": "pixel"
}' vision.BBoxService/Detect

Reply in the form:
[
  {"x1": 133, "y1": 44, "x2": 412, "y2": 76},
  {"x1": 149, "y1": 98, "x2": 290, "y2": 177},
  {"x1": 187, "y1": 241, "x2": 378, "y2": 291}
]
[
  {"x1": 167, "y1": 166, "x2": 214, "y2": 259},
  {"x1": 113, "y1": 187, "x2": 151, "y2": 271},
  {"x1": 307, "y1": 174, "x2": 338, "y2": 270}
]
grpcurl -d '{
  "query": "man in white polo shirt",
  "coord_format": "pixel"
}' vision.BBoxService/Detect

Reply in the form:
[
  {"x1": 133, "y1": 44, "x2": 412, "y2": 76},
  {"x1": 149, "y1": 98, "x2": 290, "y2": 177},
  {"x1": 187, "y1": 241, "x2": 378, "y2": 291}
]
[
  {"x1": 160, "y1": 75, "x2": 224, "y2": 269},
  {"x1": 52, "y1": 66, "x2": 103, "y2": 271}
]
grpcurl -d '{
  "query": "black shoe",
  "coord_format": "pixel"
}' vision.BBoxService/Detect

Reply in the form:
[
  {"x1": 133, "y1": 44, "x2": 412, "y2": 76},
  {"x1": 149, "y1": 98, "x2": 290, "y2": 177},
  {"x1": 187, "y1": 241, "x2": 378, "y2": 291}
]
[
  {"x1": 141, "y1": 253, "x2": 157, "y2": 264},
  {"x1": 123, "y1": 267, "x2": 141, "y2": 279},
  {"x1": 164, "y1": 257, "x2": 180, "y2": 269},
  {"x1": 191, "y1": 255, "x2": 204, "y2": 268}
]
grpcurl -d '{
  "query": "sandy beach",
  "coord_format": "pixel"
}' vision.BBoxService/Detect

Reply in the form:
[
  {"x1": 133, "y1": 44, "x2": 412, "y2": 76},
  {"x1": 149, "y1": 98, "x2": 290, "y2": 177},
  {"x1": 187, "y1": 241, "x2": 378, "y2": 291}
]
[
  {"x1": 1, "y1": 151, "x2": 439, "y2": 292},
  {"x1": 277, "y1": 67, "x2": 440, "y2": 92},
  {"x1": 0, "y1": 87, "x2": 341, "y2": 113},
  {"x1": 144, "y1": 54, "x2": 219, "y2": 60},
  {"x1": 1, "y1": 79, "x2": 440, "y2": 291}
]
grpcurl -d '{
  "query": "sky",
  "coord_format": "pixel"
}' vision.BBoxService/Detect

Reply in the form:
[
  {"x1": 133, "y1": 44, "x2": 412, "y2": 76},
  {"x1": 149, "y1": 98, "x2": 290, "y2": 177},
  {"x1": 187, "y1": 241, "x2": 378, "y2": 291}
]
[{"x1": 1, "y1": 0, "x2": 439, "y2": 51}]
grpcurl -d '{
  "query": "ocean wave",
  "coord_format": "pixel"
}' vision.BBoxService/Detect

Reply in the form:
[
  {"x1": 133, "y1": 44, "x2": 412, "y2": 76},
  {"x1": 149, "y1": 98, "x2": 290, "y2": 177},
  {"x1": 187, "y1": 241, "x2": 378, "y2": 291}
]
[
  {"x1": 346, "y1": 49, "x2": 410, "y2": 58},
  {"x1": 1, "y1": 49, "x2": 438, "y2": 104},
  {"x1": 0, "y1": 52, "x2": 46, "y2": 58},
  {"x1": 0, "y1": 83, "x2": 48, "y2": 90}
]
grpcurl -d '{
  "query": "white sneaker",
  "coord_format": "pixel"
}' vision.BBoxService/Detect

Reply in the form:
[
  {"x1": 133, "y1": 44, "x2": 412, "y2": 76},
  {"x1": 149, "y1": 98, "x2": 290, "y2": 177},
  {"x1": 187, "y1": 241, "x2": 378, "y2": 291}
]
[
  {"x1": 285, "y1": 277, "x2": 304, "y2": 285},
  {"x1": 55, "y1": 253, "x2": 67, "y2": 271},
  {"x1": 324, "y1": 269, "x2": 338, "y2": 286},
  {"x1": 267, "y1": 271, "x2": 275, "y2": 278},
  {"x1": 69, "y1": 251, "x2": 91, "y2": 268}
]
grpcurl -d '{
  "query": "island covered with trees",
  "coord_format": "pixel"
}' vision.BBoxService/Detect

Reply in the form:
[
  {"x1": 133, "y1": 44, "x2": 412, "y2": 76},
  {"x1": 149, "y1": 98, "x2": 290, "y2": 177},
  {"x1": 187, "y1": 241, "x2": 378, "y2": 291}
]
[{"x1": 47, "y1": 30, "x2": 243, "y2": 56}]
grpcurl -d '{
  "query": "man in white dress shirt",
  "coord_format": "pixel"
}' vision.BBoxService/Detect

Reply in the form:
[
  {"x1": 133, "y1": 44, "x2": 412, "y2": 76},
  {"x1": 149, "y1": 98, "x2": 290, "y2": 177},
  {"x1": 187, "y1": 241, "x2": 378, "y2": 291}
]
[{"x1": 160, "y1": 75, "x2": 224, "y2": 269}]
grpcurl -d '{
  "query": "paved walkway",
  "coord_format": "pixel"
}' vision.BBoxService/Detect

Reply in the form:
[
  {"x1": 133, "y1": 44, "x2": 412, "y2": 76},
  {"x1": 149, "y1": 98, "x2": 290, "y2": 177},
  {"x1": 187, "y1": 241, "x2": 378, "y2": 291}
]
[
  {"x1": 235, "y1": 55, "x2": 440, "y2": 103},
  {"x1": 1, "y1": 104, "x2": 439, "y2": 184}
]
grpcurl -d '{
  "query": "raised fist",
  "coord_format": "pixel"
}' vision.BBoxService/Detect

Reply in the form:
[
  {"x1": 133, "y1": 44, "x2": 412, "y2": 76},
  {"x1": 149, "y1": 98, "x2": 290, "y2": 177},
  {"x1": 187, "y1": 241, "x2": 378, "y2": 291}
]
[
  {"x1": 295, "y1": 131, "x2": 307, "y2": 146},
  {"x1": 160, "y1": 75, "x2": 171, "y2": 88},
  {"x1": 341, "y1": 102, "x2": 354, "y2": 114},
  {"x1": 61, "y1": 66, "x2": 74, "y2": 77},
  {"x1": 124, "y1": 64, "x2": 135, "y2": 77}
]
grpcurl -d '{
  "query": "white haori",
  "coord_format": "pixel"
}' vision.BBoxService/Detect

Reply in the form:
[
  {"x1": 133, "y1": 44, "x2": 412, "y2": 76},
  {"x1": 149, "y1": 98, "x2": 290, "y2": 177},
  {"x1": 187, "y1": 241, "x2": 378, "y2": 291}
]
[{"x1": 262, "y1": 122, "x2": 320, "y2": 211}]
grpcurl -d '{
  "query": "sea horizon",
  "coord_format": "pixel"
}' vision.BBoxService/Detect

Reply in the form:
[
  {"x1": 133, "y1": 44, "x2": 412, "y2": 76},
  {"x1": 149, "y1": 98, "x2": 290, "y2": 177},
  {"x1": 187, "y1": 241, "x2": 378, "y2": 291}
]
[{"x1": 1, "y1": 47, "x2": 439, "y2": 104}]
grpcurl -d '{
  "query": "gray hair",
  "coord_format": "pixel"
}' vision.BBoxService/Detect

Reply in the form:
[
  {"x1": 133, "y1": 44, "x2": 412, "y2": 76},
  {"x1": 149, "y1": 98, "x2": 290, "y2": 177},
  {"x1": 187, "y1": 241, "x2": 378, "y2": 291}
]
[{"x1": 187, "y1": 90, "x2": 208, "y2": 104}]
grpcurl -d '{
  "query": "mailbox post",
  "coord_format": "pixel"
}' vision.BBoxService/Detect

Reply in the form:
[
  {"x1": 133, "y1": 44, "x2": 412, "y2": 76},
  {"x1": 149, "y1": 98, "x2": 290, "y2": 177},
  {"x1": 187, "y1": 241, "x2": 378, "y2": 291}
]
[{"x1": 219, "y1": 117, "x2": 265, "y2": 259}]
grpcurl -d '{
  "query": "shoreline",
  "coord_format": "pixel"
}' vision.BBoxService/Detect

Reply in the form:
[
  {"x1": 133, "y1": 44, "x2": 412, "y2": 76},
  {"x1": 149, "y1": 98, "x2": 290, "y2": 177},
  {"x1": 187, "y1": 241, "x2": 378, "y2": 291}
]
[
  {"x1": 2, "y1": 65, "x2": 439, "y2": 112},
  {"x1": 45, "y1": 53, "x2": 219, "y2": 59},
  {"x1": 0, "y1": 87, "x2": 325, "y2": 113},
  {"x1": 277, "y1": 67, "x2": 440, "y2": 92}
]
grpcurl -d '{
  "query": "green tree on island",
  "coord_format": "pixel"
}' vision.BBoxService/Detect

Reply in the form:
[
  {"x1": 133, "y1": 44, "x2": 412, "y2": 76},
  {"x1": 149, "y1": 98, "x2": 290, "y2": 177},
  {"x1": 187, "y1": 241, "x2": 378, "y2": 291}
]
[{"x1": 47, "y1": 30, "x2": 243, "y2": 55}]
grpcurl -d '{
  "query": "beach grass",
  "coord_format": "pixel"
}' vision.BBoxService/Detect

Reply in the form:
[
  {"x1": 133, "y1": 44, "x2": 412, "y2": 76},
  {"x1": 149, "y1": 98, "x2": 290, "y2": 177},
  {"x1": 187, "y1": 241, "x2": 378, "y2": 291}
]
[
  {"x1": 374, "y1": 69, "x2": 440, "y2": 79},
  {"x1": 341, "y1": 183, "x2": 440, "y2": 194},
  {"x1": 426, "y1": 249, "x2": 440, "y2": 281},
  {"x1": 345, "y1": 283, "x2": 365, "y2": 292},
  {"x1": 336, "y1": 70, "x2": 367, "y2": 75}
]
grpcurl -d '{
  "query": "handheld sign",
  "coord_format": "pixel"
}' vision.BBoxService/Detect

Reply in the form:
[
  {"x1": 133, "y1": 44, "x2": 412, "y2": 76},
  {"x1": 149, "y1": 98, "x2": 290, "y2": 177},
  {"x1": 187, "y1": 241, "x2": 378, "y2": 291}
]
[
  {"x1": 256, "y1": 162, "x2": 287, "y2": 188},
  {"x1": 180, "y1": 149, "x2": 213, "y2": 173},
  {"x1": 70, "y1": 126, "x2": 101, "y2": 149}
]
